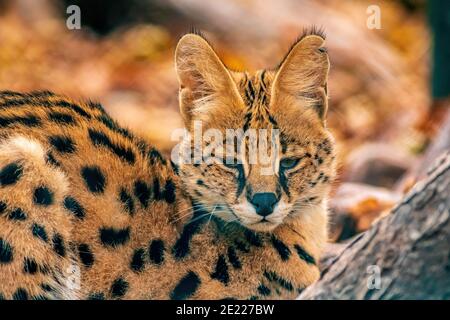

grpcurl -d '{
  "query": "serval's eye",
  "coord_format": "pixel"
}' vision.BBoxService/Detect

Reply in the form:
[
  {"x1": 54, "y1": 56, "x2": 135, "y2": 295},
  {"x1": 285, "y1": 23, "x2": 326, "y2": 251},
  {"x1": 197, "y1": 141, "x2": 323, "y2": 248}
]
[{"x1": 280, "y1": 158, "x2": 300, "y2": 170}]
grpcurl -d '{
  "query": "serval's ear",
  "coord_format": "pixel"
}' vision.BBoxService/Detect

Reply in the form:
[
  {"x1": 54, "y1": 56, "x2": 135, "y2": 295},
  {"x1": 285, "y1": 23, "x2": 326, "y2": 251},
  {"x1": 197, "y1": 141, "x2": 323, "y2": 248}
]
[
  {"x1": 271, "y1": 31, "x2": 329, "y2": 124},
  {"x1": 175, "y1": 33, "x2": 243, "y2": 128}
]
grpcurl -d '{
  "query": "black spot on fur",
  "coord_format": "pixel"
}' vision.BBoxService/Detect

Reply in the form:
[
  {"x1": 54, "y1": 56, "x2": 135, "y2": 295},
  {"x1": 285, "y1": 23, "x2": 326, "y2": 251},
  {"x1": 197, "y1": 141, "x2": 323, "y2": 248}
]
[
  {"x1": 33, "y1": 186, "x2": 54, "y2": 206},
  {"x1": 130, "y1": 248, "x2": 145, "y2": 272},
  {"x1": 45, "y1": 152, "x2": 60, "y2": 167},
  {"x1": 81, "y1": 166, "x2": 106, "y2": 194},
  {"x1": 0, "y1": 115, "x2": 41, "y2": 128},
  {"x1": 133, "y1": 180, "x2": 151, "y2": 208},
  {"x1": 196, "y1": 179, "x2": 205, "y2": 186},
  {"x1": 0, "y1": 162, "x2": 23, "y2": 186},
  {"x1": 271, "y1": 236, "x2": 291, "y2": 261},
  {"x1": 49, "y1": 112, "x2": 76, "y2": 125},
  {"x1": 100, "y1": 227, "x2": 130, "y2": 247},
  {"x1": 234, "y1": 240, "x2": 250, "y2": 253},
  {"x1": 294, "y1": 244, "x2": 316, "y2": 265},
  {"x1": 211, "y1": 254, "x2": 230, "y2": 285},
  {"x1": 88, "y1": 128, "x2": 136, "y2": 164},
  {"x1": 163, "y1": 179, "x2": 176, "y2": 203},
  {"x1": 148, "y1": 148, "x2": 166, "y2": 166},
  {"x1": 0, "y1": 238, "x2": 13, "y2": 263},
  {"x1": 170, "y1": 160, "x2": 180, "y2": 175},
  {"x1": 88, "y1": 292, "x2": 105, "y2": 300},
  {"x1": 244, "y1": 229, "x2": 263, "y2": 247},
  {"x1": 13, "y1": 288, "x2": 28, "y2": 300},
  {"x1": 172, "y1": 206, "x2": 208, "y2": 259},
  {"x1": 119, "y1": 188, "x2": 135, "y2": 215},
  {"x1": 54, "y1": 100, "x2": 91, "y2": 119},
  {"x1": 63, "y1": 196, "x2": 85, "y2": 219},
  {"x1": 52, "y1": 233, "x2": 66, "y2": 257},
  {"x1": 170, "y1": 271, "x2": 201, "y2": 300},
  {"x1": 149, "y1": 239, "x2": 165, "y2": 265},
  {"x1": 97, "y1": 114, "x2": 133, "y2": 139},
  {"x1": 0, "y1": 201, "x2": 6, "y2": 213},
  {"x1": 8, "y1": 208, "x2": 27, "y2": 220},
  {"x1": 152, "y1": 178, "x2": 162, "y2": 200},
  {"x1": 31, "y1": 223, "x2": 48, "y2": 242},
  {"x1": 263, "y1": 271, "x2": 294, "y2": 291},
  {"x1": 110, "y1": 277, "x2": 128, "y2": 298},
  {"x1": 257, "y1": 284, "x2": 271, "y2": 296},
  {"x1": 23, "y1": 257, "x2": 38, "y2": 274},
  {"x1": 78, "y1": 243, "x2": 94, "y2": 268},
  {"x1": 227, "y1": 246, "x2": 242, "y2": 269},
  {"x1": 49, "y1": 135, "x2": 76, "y2": 153},
  {"x1": 40, "y1": 283, "x2": 54, "y2": 292}
]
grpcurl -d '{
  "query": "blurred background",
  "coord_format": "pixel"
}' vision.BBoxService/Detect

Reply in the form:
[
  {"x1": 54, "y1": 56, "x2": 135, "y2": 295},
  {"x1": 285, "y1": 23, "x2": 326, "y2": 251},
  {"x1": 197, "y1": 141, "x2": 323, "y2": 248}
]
[{"x1": 0, "y1": 0, "x2": 448, "y2": 246}]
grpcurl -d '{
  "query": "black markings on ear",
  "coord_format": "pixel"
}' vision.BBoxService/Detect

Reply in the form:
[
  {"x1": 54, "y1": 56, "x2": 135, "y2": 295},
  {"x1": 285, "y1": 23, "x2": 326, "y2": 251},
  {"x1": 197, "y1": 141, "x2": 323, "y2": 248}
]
[
  {"x1": 294, "y1": 244, "x2": 316, "y2": 265},
  {"x1": 130, "y1": 248, "x2": 145, "y2": 272},
  {"x1": 23, "y1": 257, "x2": 38, "y2": 274},
  {"x1": 227, "y1": 246, "x2": 242, "y2": 269},
  {"x1": 31, "y1": 223, "x2": 48, "y2": 242},
  {"x1": 119, "y1": 188, "x2": 135, "y2": 216},
  {"x1": 33, "y1": 186, "x2": 54, "y2": 206},
  {"x1": 49, "y1": 135, "x2": 76, "y2": 154},
  {"x1": 99, "y1": 227, "x2": 130, "y2": 247},
  {"x1": 134, "y1": 180, "x2": 151, "y2": 208},
  {"x1": 263, "y1": 270, "x2": 294, "y2": 291},
  {"x1": 149, "y1": 239, "x2": 165, "y2": 265},
  {"x1": 170, "y1": 271, "x2": 201, "y2": 300},
  {"x1": 64, "y1": 196, "x2": 86, "y2": 219},
  {"x1": 81, "y1": 166, "x2": 106, "y2": 194},
  {"x1": 0, "y1": 162, "x2": 23, "y2": 186},
  {"x1": 110, "y1": 277, "x2": 129, "y2": 299},
  {"x1": 78, "y1": 243, "x2": 95, "y2": 268},
  {"x1": 0, "y1": 238, "x2": 13, "y2": 263},
  {"x1": 210, "y1": 254, "x2": 230, "y2": 285},
  {"x1": 271, "y1": 236, "x2": 291, "y2": 261},
  {"x1": 52, "y1": 233, "x2": 66, "y2": 257},
  {"x1": 8, "y1": 208, "x2": 27, "y2": 221}
]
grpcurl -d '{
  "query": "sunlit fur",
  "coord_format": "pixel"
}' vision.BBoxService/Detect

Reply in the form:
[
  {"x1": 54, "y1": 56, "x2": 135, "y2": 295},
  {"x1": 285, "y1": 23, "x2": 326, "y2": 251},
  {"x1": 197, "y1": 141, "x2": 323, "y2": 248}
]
[{"x1": 176, "y1": 33, "x2": 336, "y2": 233}]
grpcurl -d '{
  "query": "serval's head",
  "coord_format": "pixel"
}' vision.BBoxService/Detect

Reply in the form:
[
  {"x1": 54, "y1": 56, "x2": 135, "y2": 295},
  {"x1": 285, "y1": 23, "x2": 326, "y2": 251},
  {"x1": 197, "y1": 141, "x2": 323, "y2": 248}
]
[{"x1": 174, "y1": 29, "x2": 336, "y2": 232}]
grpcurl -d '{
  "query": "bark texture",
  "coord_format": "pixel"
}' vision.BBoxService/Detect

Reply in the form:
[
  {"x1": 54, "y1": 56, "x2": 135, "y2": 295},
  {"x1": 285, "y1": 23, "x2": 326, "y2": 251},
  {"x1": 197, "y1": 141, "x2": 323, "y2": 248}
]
[{"x1": 299, "y1": 151, "x2": 450, "y2": 299}]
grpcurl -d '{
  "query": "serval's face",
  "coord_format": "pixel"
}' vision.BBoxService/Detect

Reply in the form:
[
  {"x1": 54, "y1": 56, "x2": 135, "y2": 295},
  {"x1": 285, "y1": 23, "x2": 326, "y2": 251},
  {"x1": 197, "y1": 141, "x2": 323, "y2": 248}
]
[{"x1": 174, "y1": 32, "x2": 336, "y2": 232}]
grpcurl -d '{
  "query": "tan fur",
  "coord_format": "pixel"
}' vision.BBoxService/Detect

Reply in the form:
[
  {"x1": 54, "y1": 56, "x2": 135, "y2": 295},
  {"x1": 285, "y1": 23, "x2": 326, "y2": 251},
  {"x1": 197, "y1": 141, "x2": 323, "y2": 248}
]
[{"x1": 0, "y1": 31, "x2": 336, "y2": 300}]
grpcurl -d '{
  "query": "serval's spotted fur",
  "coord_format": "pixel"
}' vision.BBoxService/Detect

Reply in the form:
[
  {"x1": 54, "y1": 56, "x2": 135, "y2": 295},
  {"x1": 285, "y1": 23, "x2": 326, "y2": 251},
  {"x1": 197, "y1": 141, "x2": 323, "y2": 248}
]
[{"x1": 0, "y1": 29, "x2": 335, "y2": 300}]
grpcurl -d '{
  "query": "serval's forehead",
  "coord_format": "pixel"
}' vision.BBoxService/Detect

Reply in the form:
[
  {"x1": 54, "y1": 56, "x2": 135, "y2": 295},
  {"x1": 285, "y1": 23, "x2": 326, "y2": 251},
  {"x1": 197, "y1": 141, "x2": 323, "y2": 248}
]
[{"x1": 232, "y1": 70, "x2": 277, "y2": 130}]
